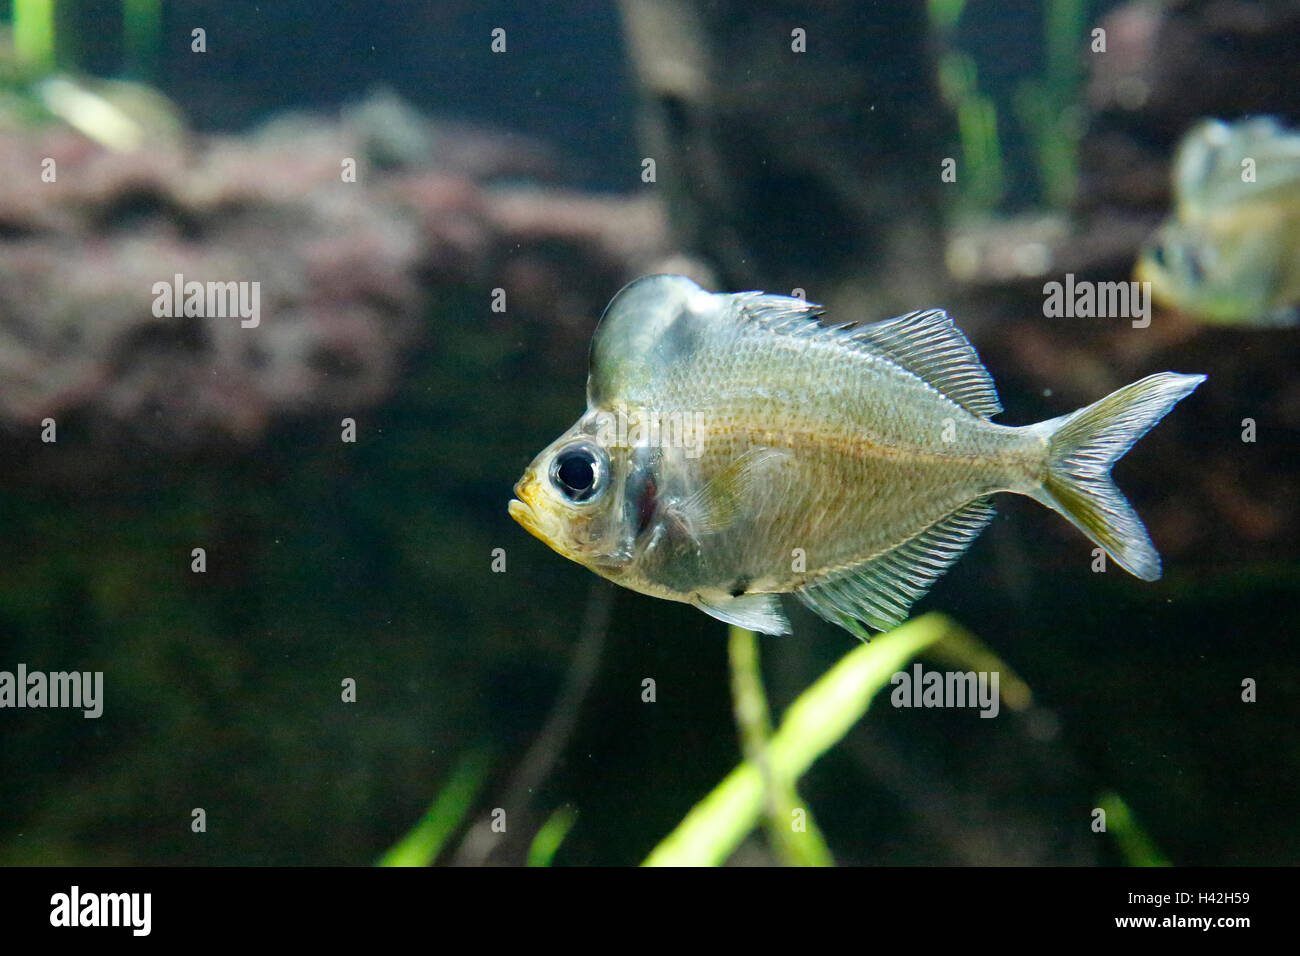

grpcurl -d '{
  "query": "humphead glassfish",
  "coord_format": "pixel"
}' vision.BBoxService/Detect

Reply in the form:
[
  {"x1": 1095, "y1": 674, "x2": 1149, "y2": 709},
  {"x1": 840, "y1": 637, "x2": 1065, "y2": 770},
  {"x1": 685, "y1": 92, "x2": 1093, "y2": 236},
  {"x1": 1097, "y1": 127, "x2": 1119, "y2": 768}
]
[
  {"x1": 509, "y1": 275, "x2": 1205, "y2": 640},
  {"x1": 1136, "y1": 117, "x2": 1300, "y2": 325}
]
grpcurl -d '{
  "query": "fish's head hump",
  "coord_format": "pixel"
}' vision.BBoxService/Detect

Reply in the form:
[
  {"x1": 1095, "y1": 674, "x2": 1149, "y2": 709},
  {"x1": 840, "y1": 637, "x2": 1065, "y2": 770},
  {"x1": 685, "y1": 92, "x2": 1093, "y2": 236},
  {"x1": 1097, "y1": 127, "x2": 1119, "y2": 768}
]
[{"x1": 587, "y1": 274, "x2": 718, "y2": 407}]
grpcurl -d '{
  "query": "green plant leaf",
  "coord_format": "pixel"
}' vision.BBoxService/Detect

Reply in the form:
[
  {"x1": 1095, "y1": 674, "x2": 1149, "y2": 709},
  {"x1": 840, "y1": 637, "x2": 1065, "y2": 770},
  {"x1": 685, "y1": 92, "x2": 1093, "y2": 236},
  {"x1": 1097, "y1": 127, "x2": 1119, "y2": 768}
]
[
  {"x1": 727, "y1": 624, "x2": 834, "y2": 866},
  {"x1": 13, "y1": 0, "x2": 57, "y2": 73},
  {"x1": 377, "y1": 750, "x2": 490, "y2": 867},
  {"x1": 526, "y1": 806, "x2": 578, "y2": 867},
  {"x1": 1098, "y1": 791, "x2": 1171, "y2": 867},
  {"x1": 645, "y1": 613, "x2": 974, "y2": 866}
]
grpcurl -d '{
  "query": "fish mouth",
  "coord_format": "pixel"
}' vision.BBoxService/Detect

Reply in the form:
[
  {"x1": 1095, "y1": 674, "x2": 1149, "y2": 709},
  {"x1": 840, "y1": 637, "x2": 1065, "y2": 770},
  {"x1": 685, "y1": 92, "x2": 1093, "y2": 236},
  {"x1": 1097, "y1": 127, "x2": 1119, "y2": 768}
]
[
  {"x1": 508, "y1": 479, "x2": 550, "y2": 546},
  {"x1": 507, "y1": 496, "x2": 534, "y2": 531}
]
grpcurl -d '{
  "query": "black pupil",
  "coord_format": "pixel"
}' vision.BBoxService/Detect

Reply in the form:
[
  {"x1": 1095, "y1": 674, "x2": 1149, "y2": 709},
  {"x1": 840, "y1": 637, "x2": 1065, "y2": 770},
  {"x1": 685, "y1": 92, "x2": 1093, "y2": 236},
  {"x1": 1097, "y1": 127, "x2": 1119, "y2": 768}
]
[{"x1": 557, "y1": 450, "x2": 596, "y2": 497}]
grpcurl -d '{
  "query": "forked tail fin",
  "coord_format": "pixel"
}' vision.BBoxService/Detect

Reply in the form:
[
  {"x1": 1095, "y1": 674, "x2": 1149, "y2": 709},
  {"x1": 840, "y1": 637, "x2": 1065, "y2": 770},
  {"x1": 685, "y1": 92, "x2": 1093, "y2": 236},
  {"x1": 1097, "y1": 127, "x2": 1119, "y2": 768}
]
[{"x1": 1032, "y1": 372, "x2": 1206, "y2": 580}]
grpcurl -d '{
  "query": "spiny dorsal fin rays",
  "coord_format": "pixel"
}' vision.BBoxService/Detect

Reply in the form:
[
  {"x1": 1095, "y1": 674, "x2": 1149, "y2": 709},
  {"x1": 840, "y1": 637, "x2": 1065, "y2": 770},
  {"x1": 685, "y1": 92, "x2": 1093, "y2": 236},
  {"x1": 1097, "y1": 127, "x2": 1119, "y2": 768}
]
[
  {"x1": 735, "y1": 295, "x2": 1002, "y2": 419},
  {"x1": 593, "y1": 278, "x2": 1001, "y2": 420},
  {"x1": 731, "y1": 291, "x2": 826, "y2": 331},
  {"x1": 794, "y1": 496, "x2": 997, "y2": 639},
  {"x1": 851, "y1": 310, "x2": 1003, "y2": 418}
]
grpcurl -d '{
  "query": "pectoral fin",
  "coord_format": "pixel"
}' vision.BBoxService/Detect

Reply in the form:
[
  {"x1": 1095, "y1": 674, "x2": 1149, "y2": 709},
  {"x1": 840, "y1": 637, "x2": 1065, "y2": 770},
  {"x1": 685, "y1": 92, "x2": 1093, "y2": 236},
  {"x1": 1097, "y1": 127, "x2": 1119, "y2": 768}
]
[{"x1": 671, "y1": 447, "x2": 791, "y2": 537}]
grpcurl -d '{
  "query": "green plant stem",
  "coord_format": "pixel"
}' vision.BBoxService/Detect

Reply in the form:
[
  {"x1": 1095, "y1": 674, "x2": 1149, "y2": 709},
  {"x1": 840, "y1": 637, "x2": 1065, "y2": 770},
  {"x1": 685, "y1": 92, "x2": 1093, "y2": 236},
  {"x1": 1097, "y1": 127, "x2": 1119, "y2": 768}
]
[
  {"x1": 1098, "y1": 791, "x2": 1171, "y2": 867},
  {"x1": 648, "y1": 612, "x2": 1170, "y2": 868},
  {"x1": 13, "y1": 0, "x2": 58, "y2": 73},
  {"x1": 526, "y1": 806, "x2": 578, "y2": 867},
  {"x1": 727, "y1": 624, "x2": 833, "y2": 866},
  {"x1": 377, "y1": 750, "x2": 490, "y2": 867},
  {"x1": 646, "y1": 613, "x2": 967, "y2": 866}
]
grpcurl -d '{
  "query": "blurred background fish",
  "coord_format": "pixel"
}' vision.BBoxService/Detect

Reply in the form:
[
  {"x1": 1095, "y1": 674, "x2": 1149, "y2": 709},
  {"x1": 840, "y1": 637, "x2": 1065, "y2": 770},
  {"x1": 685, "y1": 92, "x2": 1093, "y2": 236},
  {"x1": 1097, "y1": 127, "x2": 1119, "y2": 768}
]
[{"x1": 1136, "y1": 117, "x2": 1300, "y2": 325}]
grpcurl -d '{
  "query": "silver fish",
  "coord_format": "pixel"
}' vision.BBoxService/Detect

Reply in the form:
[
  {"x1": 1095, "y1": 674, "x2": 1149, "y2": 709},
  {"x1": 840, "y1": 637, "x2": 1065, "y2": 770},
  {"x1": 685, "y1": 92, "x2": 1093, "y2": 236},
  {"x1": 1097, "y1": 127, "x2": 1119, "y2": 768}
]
[
  {"x1": 1137, "y1": 116, "x2": 1300, "y2": 324},
  {"x1": 510, "y1": 275, "x2": 1205, "y2": 640}
]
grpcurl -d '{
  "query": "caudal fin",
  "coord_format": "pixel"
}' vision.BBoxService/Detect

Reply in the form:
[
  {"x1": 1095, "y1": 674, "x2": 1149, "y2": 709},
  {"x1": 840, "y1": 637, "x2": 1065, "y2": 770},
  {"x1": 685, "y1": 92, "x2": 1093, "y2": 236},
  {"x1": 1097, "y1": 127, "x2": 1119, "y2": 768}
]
[{"x1": 1032, "y1": 372, "x2": 1206, "y2": 580}]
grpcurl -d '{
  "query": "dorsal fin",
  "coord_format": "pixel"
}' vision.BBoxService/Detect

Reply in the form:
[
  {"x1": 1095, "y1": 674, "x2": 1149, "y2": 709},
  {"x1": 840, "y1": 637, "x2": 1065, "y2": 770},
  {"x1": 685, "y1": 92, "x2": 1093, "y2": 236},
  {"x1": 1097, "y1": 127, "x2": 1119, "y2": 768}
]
[
  {"x1": 849, "y1": 309, "x2": 1002, "y2": 417},
  {"x1": 736, "y1": 295, "x2": 1002, "y2": 418},
  {"x1": 589, "y1": 278, "x2": 1001, "y2": 418},
  {"x1": 733, "y1": 292, "x2": 826, "y2": 331}
]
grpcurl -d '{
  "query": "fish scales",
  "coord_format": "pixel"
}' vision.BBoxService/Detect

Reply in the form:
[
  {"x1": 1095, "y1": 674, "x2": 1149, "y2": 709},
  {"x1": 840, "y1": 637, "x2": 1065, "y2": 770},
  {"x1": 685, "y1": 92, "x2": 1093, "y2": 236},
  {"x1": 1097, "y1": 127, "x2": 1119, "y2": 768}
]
[
  {"x1": 510, "y1": 275, "x2": 1204, "y2": 639},
  {"x1": 637, "y1": 332, "x2": 1041, "y2": 590}
]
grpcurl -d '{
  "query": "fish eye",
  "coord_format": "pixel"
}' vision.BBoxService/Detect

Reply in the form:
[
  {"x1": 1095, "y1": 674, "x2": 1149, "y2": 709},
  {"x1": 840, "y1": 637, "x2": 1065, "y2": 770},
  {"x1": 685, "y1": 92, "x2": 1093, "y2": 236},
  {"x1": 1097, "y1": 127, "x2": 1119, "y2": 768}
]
[
  {"x1": 1148, "y1": 242, "x2": 1167, "y2": 269},
  {"x1": 550, "y1": 442, "x2": 608, "y2": 503}
]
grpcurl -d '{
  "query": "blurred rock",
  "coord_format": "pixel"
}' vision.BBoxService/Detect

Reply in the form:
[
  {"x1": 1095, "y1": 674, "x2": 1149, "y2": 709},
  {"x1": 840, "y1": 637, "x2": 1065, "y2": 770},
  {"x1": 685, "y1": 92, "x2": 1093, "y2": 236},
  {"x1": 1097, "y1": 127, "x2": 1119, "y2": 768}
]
[{"x1": 0, "y1": 95, "x2": 670, "y2": 485}]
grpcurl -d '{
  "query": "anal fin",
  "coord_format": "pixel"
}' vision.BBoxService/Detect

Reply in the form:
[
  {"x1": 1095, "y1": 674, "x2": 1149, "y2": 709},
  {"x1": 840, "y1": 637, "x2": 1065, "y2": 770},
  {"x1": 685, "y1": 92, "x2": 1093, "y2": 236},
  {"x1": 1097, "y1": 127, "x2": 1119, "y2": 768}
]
[{"x1": 794, "y1": 497, "x2": 996, "y2": 640}]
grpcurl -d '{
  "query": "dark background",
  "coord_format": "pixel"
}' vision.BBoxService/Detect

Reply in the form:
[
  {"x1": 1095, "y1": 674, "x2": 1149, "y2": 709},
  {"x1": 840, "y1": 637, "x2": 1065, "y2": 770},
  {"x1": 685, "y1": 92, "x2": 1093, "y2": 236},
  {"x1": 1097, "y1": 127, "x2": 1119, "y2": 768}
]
[{"x1": 0, "y1": 0, "x2": 1294, "y2": 866}]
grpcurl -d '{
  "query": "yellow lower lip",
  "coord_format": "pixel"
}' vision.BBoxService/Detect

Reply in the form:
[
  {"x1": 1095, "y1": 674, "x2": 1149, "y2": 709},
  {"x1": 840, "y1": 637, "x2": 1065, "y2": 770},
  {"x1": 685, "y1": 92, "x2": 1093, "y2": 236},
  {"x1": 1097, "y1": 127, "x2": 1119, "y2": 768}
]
[
  {"x1": 508, "y1": 495, "x2": 549, "y2": 545},
  {"x1": 508, "y1": 497, "x2": 532, "y2": 528}
]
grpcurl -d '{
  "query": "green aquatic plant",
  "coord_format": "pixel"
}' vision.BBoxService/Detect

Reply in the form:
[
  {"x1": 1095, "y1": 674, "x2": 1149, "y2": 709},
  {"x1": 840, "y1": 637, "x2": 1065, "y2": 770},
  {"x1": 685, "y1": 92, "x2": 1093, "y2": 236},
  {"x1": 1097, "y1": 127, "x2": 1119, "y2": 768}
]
[
  {"x1": 930, "y1": 0, "x2": 1087, "y2": 210},
  {"x1": 379, "y1": 611, "x2": 1166, "y2": 867},
  {"x1": 646, "y1": 613, "x2": 1001, "y2": 866},
  {"x1": 526, "y1": 806, "x2": 579, "y2": 867},
  {"x1": 937, "y1": 50, "x2": 1005, "y2": 211},
  {"x1": 1099, "y1": 791, "x2": 1171, "y2": 867},
  {"x1": 381, "y1": 769, "x2": 582, "y2": 868},
  {"x1": 645, "y1": 613, "x2": 1162, "y2": 867},
  {"x1": 1014, "y1": 0, "x2": 1086, "y2": 207},
  {"x1": 727, "y1": 623, "x2": 833, "y2": 866},
  {"x1": 4, "y1": 1, "x2": 176, "y2": 151},
  {"x1": 377, "y1": 750, "x2": 490, "y2": 867},
  {"x1": 11, "y1": 0, "x2": 58, "y2": 73},
  {"x1": 930, "y1": 0, "x2": 1004, "y2": 211},
  {"x1": 8, "y1": 0, "x2": 163, "y2": 79}
]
